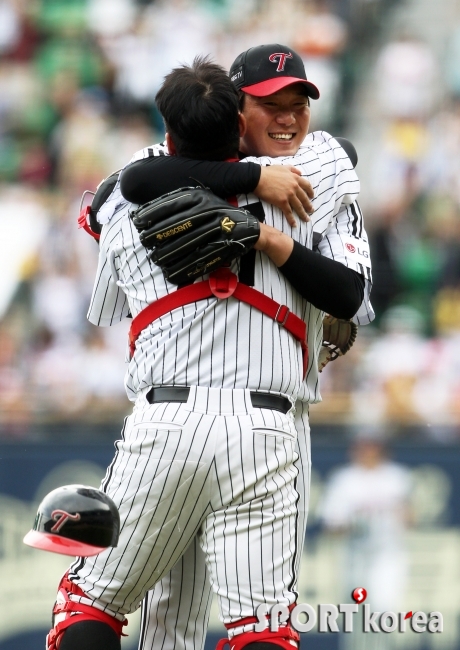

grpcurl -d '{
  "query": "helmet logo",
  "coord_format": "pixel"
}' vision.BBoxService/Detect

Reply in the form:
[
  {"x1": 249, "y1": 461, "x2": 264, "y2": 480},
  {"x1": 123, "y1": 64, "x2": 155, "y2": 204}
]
[
  {"x1": 268, "y1": 52, "x2": 293, "y2": 72},
  {"x1": 51, "y1": 509, "x2": 81, "y2": 532}
]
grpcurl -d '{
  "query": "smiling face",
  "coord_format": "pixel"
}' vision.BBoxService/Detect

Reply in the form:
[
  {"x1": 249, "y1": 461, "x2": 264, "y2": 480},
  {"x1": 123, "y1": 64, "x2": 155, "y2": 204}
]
[{"x1": 239, "y1": 83, "x2": 311, "y2": 158}]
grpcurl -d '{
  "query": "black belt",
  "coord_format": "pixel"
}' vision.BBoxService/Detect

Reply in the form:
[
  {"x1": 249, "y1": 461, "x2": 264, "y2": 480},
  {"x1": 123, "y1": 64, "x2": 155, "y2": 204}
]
[{"x1": 146, "y1": 387, "x2": 291, "y2": 414}]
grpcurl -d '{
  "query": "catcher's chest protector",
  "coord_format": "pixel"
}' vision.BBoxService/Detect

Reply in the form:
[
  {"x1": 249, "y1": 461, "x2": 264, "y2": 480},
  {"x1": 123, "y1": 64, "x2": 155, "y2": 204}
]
[
  {"x1": 128, "y1": 267, "x2": 308, "y2": 377},
  {"x1": 77, "y1": 183, "x2": 309, "y2": 376}
]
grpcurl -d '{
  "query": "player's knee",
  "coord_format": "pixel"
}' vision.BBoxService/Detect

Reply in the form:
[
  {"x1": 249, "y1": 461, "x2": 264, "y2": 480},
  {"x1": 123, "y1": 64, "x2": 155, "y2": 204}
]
[
  {"x1": 47, "y1": 572, "x2": 127, "y2": 650},
  {"x1": 58, "y1": 620, "x2": 120, "y2": 650}
]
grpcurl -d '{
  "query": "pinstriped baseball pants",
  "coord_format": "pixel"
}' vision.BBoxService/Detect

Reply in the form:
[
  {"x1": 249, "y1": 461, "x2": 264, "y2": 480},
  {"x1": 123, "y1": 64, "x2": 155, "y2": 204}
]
[
  {"x1": 69, "y1": 386, "x2": 303, "y2": 625},
  {"x1": 137, "y1": 400, "x2": 311, "y2": 650}
]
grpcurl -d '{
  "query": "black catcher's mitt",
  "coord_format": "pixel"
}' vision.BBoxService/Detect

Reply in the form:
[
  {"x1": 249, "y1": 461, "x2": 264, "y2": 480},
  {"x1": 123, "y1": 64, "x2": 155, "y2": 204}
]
[{"x1": 130, "y1": 186, "x2": 260, "y2": 285}]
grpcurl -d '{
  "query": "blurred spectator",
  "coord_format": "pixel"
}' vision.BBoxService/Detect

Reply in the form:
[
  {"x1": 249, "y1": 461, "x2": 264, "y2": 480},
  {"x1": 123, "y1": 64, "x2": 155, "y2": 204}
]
[
  {"x1": 344, "y1": 303, "x2": 460, "y2": 429},
  {"x1": 293, "y1": 0, "x2": 348, "y2": 130},
  {"x1": 0, "y1": 185, "x2": 49, "y2": 318},
  {"x1": 100, "y1": 0, "x2": 217, "y2": 117},
  {"x1": 374, "y1": 33, "x2": 439, "y2": 121},
  {"x1": 2, "y1": 1, "x2": 41, "y2": 62},
  {"x1": 368, "y1": 124, "x2": 447, "y2": 323},
  {"x1": 320, "y1": 429, "x2": 412, "y2": 648},
  {"x1": 19, "y1": 139, "x2": 52, "y2": 186},
  {"x1": 98, "y1": 15, "x2": 162, "y2": 113},
  {"x1": 428, "y1": 103, "x2": 460, "y2": 208},
  {"x1": 411, "y1": 331, "x2": 460, "y2": 431},
  {"x1": 30, "y1": 328, "x2": 88, "y2": 417},
  {"x1": 337, "y1": 0, "x2": 396, "y2": 47},
  {"x1": 352, "y1": 306, "x2": 428, "y2": 424},
  {"x1": 0, "y1": 323, "x2": 30, "y2": 436},
  {"x1": 51, "y1": 88, "x2": 113, "y2": 191},
  {"x1": 80, "y1": 328, "x2": 129, "y2": 414},
  {"x1": 367, "y1": 208, "x2": 403, "y2": 321},
  {"x1": 0, "y1": 0, "x2": 21, "y2": 56},
  {"x1": 86, "y1": 0, "x2": 137, "y2": 38},
  {"x1": 444, "y1": 23, "x2": 460, "y2": 100},
  {"x1": 32, "y1": 270, "x2": 86, "y2": 339},
  {"x1": 434, "y1": 289, "x2": 460, "y2": 334},
  {"x1": 28, "y1": 325, "x2": 128, "y2": 420}
]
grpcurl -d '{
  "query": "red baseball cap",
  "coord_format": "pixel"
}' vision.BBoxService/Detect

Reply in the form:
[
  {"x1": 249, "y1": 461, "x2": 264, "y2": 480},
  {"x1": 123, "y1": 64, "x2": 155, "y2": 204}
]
[{"x1": 229, "y1": 44, "x2": 320, "y2": 99}]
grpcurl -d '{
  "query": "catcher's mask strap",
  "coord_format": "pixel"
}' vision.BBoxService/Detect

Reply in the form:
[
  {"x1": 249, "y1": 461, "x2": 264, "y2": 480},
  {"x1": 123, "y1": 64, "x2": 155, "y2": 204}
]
[
  {"x1": 128, "y1": 271, "x2": 308, "y2": 376},
  {"x1": 78, "y1": 206, "x2": 100, "y2": 242}
]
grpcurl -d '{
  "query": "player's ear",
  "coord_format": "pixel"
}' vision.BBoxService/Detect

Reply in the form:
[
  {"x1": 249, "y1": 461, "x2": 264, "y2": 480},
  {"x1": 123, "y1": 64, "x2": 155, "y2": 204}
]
[
  {"x1": 166, "y1": 132, "x2": 177, "y2": 155},
  {"x1": 238, "y1": 112, "x2": 247, "y2": 138}
]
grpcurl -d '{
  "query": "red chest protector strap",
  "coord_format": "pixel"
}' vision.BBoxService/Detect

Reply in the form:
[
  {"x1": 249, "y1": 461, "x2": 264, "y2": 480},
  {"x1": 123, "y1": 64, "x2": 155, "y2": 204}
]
[{"x1": 128, "y1": 268, "x2": 308, "y2": 377}]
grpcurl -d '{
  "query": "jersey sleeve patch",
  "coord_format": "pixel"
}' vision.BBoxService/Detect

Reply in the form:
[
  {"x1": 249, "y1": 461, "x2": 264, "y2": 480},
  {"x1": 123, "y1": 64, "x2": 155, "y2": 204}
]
[{"x1": 341, "y1": 235, "x2": 371, "y2": 268}]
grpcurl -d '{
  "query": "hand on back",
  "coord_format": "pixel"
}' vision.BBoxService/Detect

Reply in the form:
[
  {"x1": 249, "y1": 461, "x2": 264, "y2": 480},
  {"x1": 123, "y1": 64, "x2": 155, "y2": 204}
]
[{"x1": 255, "y1": 165, "x2": 314, "y2": 227}]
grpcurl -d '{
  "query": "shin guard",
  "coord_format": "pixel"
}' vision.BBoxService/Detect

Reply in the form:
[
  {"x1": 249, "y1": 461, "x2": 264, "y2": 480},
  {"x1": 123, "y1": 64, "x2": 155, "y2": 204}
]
[{"x1": 47, "y1": 572, "x2": 127, "y2": 650}]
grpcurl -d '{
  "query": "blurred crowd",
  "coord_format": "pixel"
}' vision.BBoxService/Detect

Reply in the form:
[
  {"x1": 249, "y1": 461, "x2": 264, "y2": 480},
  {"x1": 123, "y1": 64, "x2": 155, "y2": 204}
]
[
  {"x1": 350, "y1": 10, "x2": 460, "y2": 435},
  {"x1": 1, "y1": 0, "x2": 459, "y2": 438}
]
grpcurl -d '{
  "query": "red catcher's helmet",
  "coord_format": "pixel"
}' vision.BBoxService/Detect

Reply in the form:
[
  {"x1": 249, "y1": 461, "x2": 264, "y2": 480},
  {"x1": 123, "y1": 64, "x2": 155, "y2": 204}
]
[{"x1": 23, "y1": 484, "x2": 120, "y2": 557}]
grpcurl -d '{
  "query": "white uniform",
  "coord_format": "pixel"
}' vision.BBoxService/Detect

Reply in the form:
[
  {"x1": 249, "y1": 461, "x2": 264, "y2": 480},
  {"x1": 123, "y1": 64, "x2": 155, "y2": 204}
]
[
  {"x1": 320, "y1": 459, "x2": 412, "y2": 611},
  {"x1": 320, "y1": 458, "x2": 412, "y2": 650},
  {"x1": 69, "y1": 132, "x2": 373, "y2": 639},
  {"x1": 139, "y1": 399, "x2": 311, "y2": 650}
]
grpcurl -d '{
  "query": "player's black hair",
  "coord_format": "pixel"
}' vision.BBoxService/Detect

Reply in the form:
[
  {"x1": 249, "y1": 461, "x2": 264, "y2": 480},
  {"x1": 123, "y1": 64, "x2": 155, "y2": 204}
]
[{"x1": 156, "y1": 56, "x2": 240, "y2": 161}]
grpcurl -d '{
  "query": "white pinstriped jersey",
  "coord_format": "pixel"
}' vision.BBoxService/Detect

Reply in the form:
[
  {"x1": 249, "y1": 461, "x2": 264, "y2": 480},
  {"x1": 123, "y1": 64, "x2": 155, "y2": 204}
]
[{"x1": 89, "y1": 131, "x2": 374, "y2": 404}]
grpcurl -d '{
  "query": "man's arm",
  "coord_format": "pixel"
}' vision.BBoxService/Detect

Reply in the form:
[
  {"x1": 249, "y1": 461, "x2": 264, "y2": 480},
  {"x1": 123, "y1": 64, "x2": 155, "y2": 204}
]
[
  {"x1": 254, "y1": 224, "x2": 364, "y2": 319},
  {"x1": 120, "y1": 153, "x2": 314, "y2": 225},
  {"x1": 121, "y1": 156, "x2": 261, "y2": 202}
]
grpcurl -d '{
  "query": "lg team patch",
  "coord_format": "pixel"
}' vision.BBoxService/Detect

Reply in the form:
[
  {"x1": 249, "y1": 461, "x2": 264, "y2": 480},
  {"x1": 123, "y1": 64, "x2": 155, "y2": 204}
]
[{"x1": 342, "y1": 236, "x2": 371, "y2": 267}]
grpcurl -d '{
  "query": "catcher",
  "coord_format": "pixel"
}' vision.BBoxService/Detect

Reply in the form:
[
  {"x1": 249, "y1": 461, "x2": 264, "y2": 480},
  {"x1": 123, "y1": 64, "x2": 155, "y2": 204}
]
[{"x1": 67, "y1": 53, "x2": 374, "y2": 648}]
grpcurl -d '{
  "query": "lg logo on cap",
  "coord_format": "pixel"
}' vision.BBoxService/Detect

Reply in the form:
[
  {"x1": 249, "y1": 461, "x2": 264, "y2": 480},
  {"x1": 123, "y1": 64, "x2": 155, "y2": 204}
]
[{"x1": 269, "y1": 52, "x2": 293, "y2": 72}]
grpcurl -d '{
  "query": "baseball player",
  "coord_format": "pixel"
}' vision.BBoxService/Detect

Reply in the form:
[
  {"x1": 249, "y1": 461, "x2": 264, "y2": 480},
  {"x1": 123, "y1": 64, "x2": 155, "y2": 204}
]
[
  {"x1": 320, "y1": 431, "x2": 412, "y2": 650},
  {"x1": 51, "y1": 53, "x2": 373, "y2": 650},
  {"x1": 112, "y1": 46, "x2": 373, "y2": 650}
]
